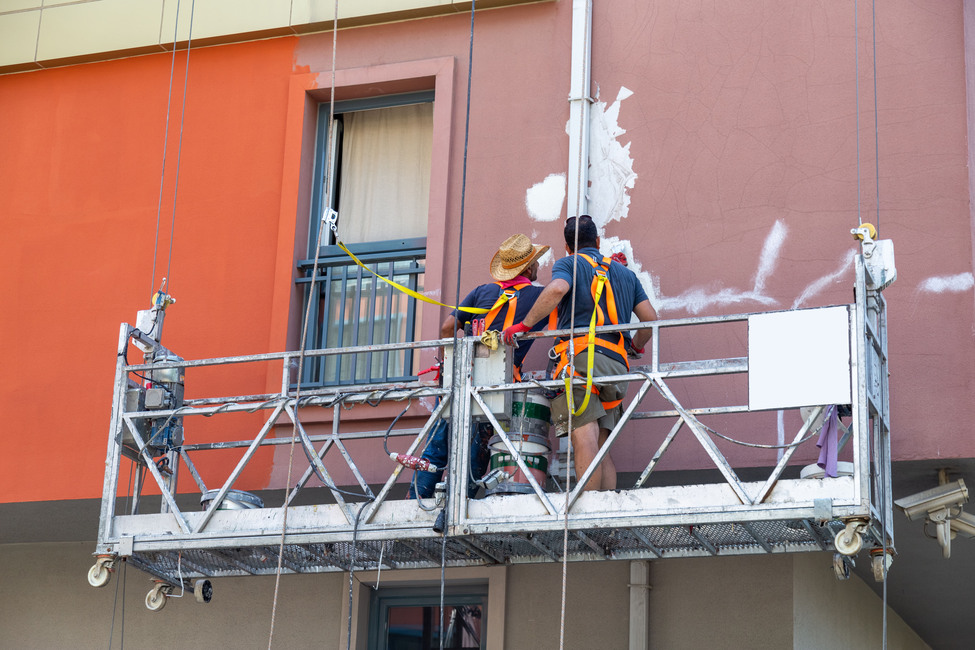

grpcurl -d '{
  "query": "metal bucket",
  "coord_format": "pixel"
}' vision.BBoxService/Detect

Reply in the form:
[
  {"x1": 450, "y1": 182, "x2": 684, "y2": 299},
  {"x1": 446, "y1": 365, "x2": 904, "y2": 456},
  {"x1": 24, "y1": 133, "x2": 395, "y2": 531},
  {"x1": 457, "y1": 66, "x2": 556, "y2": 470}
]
[
  {"x1": 485, "y1": 451, "x2": 549, "y2": 495},
  {"x1": 485, "y1": 389, "x2": 552, "y2": 495},
  {"x1": 200, "y1": 489, "x2": 264, "y2": 510},
  {"x1": 497, "y1": 390, "x2": 551, "y2": 453}
]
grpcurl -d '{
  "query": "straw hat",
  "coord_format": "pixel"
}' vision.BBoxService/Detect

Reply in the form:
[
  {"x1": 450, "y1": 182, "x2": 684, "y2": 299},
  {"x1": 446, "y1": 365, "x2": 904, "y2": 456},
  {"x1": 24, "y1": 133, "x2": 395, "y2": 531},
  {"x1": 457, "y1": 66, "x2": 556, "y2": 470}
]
[{"x1": 489, "y1": 234, "x2": 550, "y2": 281}]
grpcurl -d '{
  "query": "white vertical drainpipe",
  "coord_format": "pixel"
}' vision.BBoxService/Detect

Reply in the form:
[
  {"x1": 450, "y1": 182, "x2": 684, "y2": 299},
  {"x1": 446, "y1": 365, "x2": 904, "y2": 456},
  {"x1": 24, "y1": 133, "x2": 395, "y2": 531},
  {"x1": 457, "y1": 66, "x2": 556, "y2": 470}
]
[
  {"x1": 567, "y1": 0, "x2": 593, "y2": 217},
  {"x1": 629, "y1": 560, "x2": 651, "y2": 649}
]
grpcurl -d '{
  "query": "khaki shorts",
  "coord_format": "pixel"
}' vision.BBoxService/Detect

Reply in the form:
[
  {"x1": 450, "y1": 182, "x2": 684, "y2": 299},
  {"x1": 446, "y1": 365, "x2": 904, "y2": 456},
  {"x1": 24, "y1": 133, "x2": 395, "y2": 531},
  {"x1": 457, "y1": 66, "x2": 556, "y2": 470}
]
[{"x1": 550, "y1": 351, "x2": 628, "y2": 436}]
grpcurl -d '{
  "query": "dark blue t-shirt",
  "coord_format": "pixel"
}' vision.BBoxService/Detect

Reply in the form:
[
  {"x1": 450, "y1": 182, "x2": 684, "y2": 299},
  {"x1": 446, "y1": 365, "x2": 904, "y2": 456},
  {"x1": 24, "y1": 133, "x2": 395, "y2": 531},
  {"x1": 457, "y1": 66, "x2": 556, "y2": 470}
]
[
  {"x1": 551, "y1": 247, "x2": 649, "y2": 362},
  {"x1": 453, "y1": 282, "x2": 546, "y2": 368}
]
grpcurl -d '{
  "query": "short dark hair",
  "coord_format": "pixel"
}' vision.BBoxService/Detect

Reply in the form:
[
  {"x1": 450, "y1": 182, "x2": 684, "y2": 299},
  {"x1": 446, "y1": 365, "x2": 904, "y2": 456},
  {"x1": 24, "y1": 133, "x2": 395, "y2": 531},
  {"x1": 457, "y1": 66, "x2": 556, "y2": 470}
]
[{"x1": 564, "y1": 215, "x2": 598, "y2": 251}]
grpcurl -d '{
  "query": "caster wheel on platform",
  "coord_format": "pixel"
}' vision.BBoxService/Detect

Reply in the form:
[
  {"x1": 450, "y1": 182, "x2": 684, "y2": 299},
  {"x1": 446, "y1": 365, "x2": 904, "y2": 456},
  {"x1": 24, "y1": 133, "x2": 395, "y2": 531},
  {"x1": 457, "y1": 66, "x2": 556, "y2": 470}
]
[
  {"x1": 832, "y1": 553, "x2": 851, "y2": 580},
  {"x1": 871, "y1": 553, "x2": 888, "y2": 582},
  {"x1": 834, "y1": 521, "x2": 864, "y2": 556},
  {"x1": 146, "y1": 583, "x2": 169, "y2": 612},
  {"x1": 87, "y1": 557, "x2": 114, "y2": 588},
  {"x1": 194, "y1": 579, "x2": 213, "y2": 604}
]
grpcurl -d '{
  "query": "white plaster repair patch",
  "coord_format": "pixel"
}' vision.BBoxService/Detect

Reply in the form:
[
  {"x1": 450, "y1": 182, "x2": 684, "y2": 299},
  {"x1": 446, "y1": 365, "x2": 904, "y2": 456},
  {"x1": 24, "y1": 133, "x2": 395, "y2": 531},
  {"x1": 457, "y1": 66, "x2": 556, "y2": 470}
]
[
  {"x1": 587, "y1": 86, "x2": 637, "y2": 228},
  {"x1": 525, "y1": 173, "x2": 566, "y2": 222},
  {"x1": 918, "y1": 272, "x2": 975, "y2": 293}
]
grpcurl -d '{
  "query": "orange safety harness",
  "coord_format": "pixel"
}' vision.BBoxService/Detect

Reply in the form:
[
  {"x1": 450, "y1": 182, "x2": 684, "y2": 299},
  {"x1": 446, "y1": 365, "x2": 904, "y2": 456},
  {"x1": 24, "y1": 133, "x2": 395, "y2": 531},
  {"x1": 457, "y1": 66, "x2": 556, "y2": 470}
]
[
  {"x1": 551, "y1": 254, "x2": 629, "y2": 415},
  {"x1": 478, "y1": 282, "x2": 557, "y2": 382},
  {"x1": 479, "y1": 282, "x2": 530, "y2": 381},
  {"x1": 482, "y1": 282, "x2": 531, "y2": 331}
]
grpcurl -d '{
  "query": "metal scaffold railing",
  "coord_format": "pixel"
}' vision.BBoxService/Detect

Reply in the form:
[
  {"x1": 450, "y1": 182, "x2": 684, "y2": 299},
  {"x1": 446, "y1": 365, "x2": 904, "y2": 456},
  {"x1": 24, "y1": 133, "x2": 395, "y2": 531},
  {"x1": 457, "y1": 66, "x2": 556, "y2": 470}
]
[{"x1": 88, "y1": 252, "x2": 893, "y2": 608}]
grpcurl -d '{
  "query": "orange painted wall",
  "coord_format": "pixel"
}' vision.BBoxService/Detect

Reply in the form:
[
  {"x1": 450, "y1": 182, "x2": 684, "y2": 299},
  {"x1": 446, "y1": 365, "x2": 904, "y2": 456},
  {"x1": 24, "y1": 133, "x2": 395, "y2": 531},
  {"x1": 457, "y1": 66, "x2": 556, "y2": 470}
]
[{"x1": 0, "y1": 38, "x2": 301, "y2": 503}]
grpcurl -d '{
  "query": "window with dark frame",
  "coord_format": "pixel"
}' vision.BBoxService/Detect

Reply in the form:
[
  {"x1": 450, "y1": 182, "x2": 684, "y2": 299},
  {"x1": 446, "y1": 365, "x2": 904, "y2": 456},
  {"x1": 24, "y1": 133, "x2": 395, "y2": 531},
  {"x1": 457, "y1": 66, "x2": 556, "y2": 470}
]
[
  {"x1": 298, "y1": 92, "x2": 434, "y2": 387},
  {"x1": 368, "y1": 585, "x2": 487, "y2": 650}
]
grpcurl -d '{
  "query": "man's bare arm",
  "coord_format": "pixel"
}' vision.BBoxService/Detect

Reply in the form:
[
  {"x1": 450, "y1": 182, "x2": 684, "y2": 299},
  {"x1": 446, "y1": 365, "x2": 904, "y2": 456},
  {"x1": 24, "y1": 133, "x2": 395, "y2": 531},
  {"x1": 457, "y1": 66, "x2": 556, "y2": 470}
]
[
  {"x1": 440, "y1": 314, "x2": 460, "y2": 339},
  {"x1": 631, "y1": 299, "x2": 657, "y2": 351}
]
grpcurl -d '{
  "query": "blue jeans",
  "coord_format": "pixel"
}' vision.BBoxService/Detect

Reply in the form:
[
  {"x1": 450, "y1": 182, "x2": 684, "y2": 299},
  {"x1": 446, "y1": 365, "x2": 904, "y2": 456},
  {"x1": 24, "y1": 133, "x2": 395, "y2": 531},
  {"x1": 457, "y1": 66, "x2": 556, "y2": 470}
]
[{"x1": 409, "y1": 419, "x2": 492, "y2": 499}]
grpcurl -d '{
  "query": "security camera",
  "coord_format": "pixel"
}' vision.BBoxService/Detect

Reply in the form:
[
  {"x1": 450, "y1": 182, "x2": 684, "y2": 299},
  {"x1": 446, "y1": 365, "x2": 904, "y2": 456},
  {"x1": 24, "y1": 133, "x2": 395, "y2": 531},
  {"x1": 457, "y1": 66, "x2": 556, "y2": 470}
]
[
  {"x1": 950, "y1": 511, "x2": 975, "y2": 539},
  {"x1": 894, "y1": 479, "x2": 969, "y2": 521}
]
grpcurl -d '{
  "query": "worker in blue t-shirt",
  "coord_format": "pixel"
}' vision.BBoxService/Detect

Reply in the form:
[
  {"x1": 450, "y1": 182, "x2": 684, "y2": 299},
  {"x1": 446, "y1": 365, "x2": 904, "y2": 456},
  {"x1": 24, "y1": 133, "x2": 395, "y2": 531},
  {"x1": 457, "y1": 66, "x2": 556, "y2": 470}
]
[
  {"x1": 503, "y1": 215, "x2": 656, "y2": 492},
  {"x1": 410, "y1": 234, "x2": 550, "y2": 499}
]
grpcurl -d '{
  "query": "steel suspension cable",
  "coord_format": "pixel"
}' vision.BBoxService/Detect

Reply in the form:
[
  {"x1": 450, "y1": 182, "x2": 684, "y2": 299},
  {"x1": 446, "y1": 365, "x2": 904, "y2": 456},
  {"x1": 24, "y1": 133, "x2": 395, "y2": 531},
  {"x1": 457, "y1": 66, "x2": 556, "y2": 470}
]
[
  {"x1": 560, "y1": 3, "x2": 592, "y2": 642},
  {"x1": 163, "y1": 0, "x2": 197, "y2": 293},
  {"x1": 268, "y1": 2, "x2": 340, "y2": 648},
  {"x1": 439, "y1": 4, "x2": 478, "y2": 647},
  {"x1": 871, "y1": 0, "x2": 881, "y2": 238},
  {"x1": 149, "y1": 0, "x2": 183, "y2": 297},
  {"x1": 854, "y1": 0, "x2": 862, "y2": 229},
  {"x1": 871, "y1": 3, "x2": 889, "y2": 647}
]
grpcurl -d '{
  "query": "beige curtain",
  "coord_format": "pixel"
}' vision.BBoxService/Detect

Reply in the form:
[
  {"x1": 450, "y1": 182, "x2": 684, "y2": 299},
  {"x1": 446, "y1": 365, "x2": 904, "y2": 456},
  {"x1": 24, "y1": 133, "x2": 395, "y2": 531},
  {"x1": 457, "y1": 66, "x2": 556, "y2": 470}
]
[{"x1": 337, "y1": 103, "x2": 433, "y2": 243}]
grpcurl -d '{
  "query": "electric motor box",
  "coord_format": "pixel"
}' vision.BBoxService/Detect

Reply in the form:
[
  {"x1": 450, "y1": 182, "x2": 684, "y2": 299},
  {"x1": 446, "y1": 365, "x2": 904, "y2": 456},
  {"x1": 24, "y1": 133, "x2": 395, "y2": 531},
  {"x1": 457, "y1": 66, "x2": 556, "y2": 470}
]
[
  {"x1": 122, "y1": 351, "x2": 186, "y2": 453},
  {"x1": 442, "y1": 341, "x2": 512, "y2": 421}
]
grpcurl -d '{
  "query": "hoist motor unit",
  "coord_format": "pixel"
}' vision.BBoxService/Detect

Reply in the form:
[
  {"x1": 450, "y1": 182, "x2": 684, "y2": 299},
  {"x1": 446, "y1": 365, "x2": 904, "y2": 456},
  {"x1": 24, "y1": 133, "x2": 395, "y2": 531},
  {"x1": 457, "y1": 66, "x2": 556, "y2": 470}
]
[{"x1": 123, "y1": 351, "x2": 186, "y2": 454}]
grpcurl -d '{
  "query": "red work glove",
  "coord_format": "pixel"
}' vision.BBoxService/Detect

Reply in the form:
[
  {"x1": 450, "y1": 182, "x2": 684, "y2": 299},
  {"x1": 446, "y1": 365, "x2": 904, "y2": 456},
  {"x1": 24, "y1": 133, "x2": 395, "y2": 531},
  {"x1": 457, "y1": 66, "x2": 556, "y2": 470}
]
[
  {"x1": 611, "y1": 251, "x2": 628, "y2": 266},
  {"x1": 502, "y1": 322, "x2": 530, "y2": 346}
]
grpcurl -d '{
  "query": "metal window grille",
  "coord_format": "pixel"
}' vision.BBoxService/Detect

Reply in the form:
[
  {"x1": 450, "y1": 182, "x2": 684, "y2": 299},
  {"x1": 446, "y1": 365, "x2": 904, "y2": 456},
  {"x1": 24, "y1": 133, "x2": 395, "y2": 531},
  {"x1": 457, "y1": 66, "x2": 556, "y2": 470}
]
[{"x1": 296, "y1": 238, "x2": 426, "y2": 387}]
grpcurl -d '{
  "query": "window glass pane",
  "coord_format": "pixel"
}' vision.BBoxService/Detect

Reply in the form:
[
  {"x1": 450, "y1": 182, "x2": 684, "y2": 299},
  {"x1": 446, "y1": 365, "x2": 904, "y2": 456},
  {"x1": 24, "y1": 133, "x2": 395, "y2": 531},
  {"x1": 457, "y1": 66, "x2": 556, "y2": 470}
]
[
  {"x1": 386, "y1": 604, "x2": 483, "y2": 650},
  {"x1": 338, "y1": 103, "x2": 433, "y2": 243}
]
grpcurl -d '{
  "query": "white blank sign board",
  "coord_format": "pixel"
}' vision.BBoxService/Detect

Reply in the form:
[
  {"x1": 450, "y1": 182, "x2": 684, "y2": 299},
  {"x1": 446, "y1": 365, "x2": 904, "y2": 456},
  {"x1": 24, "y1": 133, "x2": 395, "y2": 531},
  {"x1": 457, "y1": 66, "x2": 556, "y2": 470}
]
[{"x1": 748, "y1": 306, "x2": 852, "y2": 411}]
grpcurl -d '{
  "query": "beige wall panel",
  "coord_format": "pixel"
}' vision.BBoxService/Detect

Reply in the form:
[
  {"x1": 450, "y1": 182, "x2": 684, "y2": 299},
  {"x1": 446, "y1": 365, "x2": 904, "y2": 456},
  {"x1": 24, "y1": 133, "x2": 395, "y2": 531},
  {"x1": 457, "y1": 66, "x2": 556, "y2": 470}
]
[
  {"x1": 160, "y1": 0, "x2": 292, "y2": 43},
  {"x1": 0, "y1": 0, "x2": 42, "y2": 12},
  {"x1": 0, "y1": 10, "x2": 38, "y2": 68},
  {"x1": 792, "y1": 554, "x2": 929, "y2": 650},
  {"x1": 504, "y1": 560, "x2": 630, "y2": 650},
  {"x1": 292, "y1": 0, "x2": 450, "y2": 25},
  {"x1": 35, "y1": 0, "x2": 164, "y2": 62},
  {"x1": 649, "y1": 555, "x2": 794, "y2": 648},
  {"x1": 0, "y1": 542, "x2": 347, "y2": 649}
]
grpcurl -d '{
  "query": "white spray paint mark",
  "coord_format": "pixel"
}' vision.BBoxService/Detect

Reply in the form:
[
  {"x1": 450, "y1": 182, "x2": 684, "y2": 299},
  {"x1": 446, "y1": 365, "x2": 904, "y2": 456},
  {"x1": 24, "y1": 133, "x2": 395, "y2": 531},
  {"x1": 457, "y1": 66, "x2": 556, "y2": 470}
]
[
  {"x1": 753, "y1": 221, "x2": 787, "y2": 294},
  {"x1": 791, "y1": 250, "x2": 856, "y2": 309},
  {"x1": 525, "y1": 173, "x2": 566, "y2": 222},
  {"x1": 646, "y1": 222, "x2": 789, "y2": 314},
  {"x1": 587, "y1": 87, "x2": 637, "y2": 228},
  {"x1": 918, "y1": 272, "x2": 975, "y2": 293}
]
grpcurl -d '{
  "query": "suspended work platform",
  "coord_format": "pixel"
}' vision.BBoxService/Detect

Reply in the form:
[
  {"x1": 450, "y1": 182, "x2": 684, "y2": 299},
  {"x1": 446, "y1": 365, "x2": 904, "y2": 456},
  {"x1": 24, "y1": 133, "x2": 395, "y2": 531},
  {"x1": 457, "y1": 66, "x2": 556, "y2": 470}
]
[{"x1": 89, "y1": 254, "x2": 893, "y2": 606}]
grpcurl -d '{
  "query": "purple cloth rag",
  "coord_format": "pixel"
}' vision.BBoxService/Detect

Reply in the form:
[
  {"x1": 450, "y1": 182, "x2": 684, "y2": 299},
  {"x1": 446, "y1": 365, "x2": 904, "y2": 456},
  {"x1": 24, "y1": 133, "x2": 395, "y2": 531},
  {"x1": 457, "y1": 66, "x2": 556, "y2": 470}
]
[{"x1": 816, "y1": 405, "x2": 839, "y2": 478}]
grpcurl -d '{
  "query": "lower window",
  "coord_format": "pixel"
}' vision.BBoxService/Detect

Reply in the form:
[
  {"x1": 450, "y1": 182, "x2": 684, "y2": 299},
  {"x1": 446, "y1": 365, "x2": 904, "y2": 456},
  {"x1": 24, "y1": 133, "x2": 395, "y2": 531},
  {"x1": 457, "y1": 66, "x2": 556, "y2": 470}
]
[{"x1": 369, "y1": 585, "x2": 487, "y2": 650}]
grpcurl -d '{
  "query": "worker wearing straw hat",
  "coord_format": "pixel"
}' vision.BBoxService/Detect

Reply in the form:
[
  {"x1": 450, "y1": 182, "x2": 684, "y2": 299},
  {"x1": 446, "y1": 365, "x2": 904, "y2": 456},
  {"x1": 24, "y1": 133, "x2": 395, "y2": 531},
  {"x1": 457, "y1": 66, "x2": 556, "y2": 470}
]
[{"x1": 410, "y1": 234, "x2": 550, "y2": 499}]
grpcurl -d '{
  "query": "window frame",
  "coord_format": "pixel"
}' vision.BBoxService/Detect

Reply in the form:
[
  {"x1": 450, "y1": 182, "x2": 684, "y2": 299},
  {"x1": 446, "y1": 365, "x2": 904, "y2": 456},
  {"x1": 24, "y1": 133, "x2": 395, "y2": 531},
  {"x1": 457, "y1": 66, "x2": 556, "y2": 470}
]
[
  {"x1": 342, "y1": 566, "x2": 507, "y2": 650},
  {"x1": 307, "y1": 90, "x2": 436, "y2": 257},
  {"x1": 367, "y1": 584, "x2": 489, "y2": 650},
  {"x1": 272, "y1": 58, "x2": 456, "y2": 398},
  {"x1": 298, "y1": 91, "x2": 436, "y2": 387}
]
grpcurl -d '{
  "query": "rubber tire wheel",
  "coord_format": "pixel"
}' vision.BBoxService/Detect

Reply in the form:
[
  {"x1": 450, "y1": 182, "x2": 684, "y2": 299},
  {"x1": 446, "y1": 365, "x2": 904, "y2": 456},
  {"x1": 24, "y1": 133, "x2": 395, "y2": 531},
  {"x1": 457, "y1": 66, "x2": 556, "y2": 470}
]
[
  {"x1": 833, "y1": 553, "x2": 851, "y2": 580},
  {"x1": 833, "y1": 527, "x2": 863, "y2": 556},
  {"x1": 872, "y1": 555, "x2": 886, "y2": 582},
  {"x1": 194, "y1": 579, "x2": 213, "y2": 604},
  {"x1": 146, "y1": 587, "x2": 167, "y2": 612},
  {"x1": 88, "y1": 562, "x2": 111, "y2": 588}
]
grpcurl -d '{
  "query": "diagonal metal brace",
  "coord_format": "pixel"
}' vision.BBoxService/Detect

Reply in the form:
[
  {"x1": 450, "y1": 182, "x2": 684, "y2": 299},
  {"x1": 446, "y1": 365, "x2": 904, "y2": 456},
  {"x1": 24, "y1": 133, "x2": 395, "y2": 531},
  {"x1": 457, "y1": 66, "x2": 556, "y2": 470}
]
[{"x1": 651, "y1": 377, "x2": 754, "y2": 505}]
